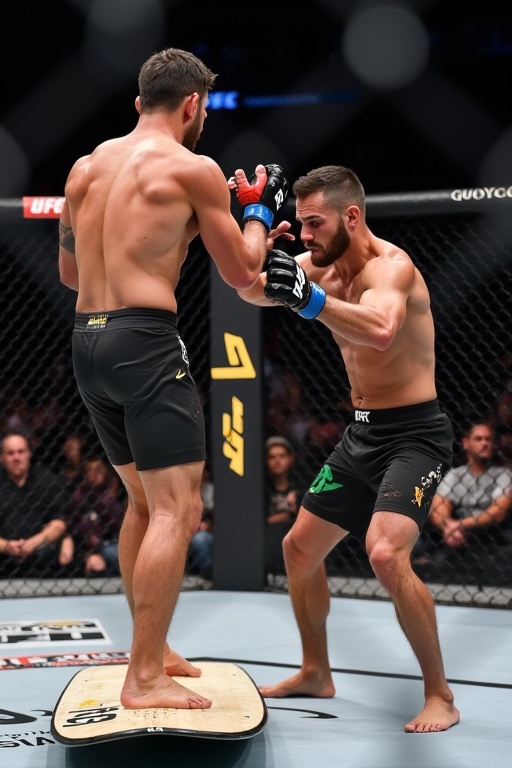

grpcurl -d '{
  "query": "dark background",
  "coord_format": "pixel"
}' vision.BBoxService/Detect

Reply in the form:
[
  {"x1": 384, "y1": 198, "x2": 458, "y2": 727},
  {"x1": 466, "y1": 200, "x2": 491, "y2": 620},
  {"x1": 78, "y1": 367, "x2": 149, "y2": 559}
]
[{"x1": 1, "y1": 0, "x2": 511, "y2": 198}]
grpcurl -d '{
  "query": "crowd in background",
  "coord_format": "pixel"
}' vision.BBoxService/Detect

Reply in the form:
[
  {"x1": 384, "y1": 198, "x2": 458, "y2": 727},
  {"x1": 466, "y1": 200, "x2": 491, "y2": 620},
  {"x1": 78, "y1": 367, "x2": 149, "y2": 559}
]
[{"x1": 1, "y1": 359, "x2": 512, "y2": 585}]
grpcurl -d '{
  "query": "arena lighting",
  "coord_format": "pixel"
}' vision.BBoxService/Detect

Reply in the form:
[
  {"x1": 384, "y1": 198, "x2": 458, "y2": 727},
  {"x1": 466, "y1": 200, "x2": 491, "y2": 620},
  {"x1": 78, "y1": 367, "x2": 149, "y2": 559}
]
[{"x1": 207, "y1": 90, "x2": 359, "y2": 110}]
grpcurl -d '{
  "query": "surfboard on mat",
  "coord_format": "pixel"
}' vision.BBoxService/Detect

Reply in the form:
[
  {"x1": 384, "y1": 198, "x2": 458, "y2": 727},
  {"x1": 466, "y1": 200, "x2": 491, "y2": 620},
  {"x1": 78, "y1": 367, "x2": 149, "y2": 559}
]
[{"x1": 51, "y1": 661, "x2": 267, "y2": 745}]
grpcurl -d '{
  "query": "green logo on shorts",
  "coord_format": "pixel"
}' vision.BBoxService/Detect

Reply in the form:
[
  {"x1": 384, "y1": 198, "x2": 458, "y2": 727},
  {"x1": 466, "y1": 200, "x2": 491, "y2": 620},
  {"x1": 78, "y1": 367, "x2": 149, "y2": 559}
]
[{"x1": 309, "y1": 465, "x2": 343, "y2": 494}]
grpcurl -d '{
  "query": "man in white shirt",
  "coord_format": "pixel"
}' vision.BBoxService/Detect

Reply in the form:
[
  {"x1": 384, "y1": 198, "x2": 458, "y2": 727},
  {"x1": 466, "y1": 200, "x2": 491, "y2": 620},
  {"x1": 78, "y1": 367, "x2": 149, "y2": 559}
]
[{"x1": 417, "y1": 422, "x2": 512, "y2": 585}]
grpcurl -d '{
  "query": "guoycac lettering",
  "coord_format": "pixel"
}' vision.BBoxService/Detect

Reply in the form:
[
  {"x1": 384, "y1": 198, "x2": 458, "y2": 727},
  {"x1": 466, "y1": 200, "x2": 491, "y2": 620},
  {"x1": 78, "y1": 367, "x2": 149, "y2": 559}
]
[
  {"x1": 451, "y1": 186, "x2": 512, "y2": 201},
  {"x1": 222, "y1": 396, "x2": 244, "y2": 476}
]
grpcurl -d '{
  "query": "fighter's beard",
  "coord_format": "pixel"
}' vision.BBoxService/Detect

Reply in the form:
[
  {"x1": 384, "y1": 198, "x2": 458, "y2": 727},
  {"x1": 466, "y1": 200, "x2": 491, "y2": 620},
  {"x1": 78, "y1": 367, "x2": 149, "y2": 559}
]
[{"x1": 309, "y1": 220, "x2": 351, "y2": 267}]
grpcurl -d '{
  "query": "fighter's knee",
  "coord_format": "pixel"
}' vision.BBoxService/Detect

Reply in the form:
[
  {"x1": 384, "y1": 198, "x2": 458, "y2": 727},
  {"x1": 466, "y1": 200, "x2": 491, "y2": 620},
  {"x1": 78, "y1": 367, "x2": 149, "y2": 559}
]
[
  {"x1": 282, "y1": 531, "x2": 295, "y2": 562},
  {"x1": 282, "y1": 531, "x2": 313, "y2": 571},
  {"x1": 187, "y1": 495, "x2": 204, "y2": 534},
  {"x1": 368, "y1": 540, "x2": 396, "y2": 580}
]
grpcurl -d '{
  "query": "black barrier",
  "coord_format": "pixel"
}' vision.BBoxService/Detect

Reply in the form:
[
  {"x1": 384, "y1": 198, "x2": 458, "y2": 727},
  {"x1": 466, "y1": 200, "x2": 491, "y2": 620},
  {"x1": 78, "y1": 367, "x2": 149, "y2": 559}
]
[{"x1": 210, "y1": 268, "x2": 266, "y2": 590}]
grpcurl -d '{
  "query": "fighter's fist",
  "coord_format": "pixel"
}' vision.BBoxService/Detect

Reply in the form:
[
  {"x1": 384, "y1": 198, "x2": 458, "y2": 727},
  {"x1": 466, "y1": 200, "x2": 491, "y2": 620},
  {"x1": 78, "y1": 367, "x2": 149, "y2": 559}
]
[
  {"x1": 230, "y1": 164, "x2": 289, "y2": 232},
  {"x1": 264, "y1": 250, "x2": 326, "y2": 320},
  {"x1": 233, "y1": 164, "x2": 268, "y2": 205}
]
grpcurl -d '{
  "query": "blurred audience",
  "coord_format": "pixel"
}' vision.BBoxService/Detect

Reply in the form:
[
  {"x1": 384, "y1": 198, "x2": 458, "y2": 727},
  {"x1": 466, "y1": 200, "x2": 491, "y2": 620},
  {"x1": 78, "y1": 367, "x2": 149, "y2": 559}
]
[
  {"x1": 59, "y1": 457, "x2": 125, "y2": 577},
  {"x1": 264, "y1": 435, "x2": 305, "y2": 576},
  {"x1": 413, "y1": 422, "x2": 512, "y2": 586},
  {"x1": 59, "y1": 433, "x2": 86, "y2": 492},
  {"x1": 0, "y1": 431, "x2": 68, "y2": 578},
  {"x1": 187, "y1": 464, "x2": 214, "y2": 580},
  {"x1": 488, "y1": 390, "x2": 512, "y2": 467}
]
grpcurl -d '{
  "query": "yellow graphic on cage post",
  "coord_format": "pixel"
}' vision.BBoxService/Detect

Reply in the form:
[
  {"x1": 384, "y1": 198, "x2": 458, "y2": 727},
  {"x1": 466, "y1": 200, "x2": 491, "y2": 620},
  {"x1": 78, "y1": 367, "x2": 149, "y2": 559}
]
[
  {"x1": 210, "y1": 333, "x2": 256, "y2": 379},
  {"x1": 222, "y1": 397, "x2": 244, "y2": 476},
  {"x1": 211, "y1": 333, "x2": 256, "y2": 477}
]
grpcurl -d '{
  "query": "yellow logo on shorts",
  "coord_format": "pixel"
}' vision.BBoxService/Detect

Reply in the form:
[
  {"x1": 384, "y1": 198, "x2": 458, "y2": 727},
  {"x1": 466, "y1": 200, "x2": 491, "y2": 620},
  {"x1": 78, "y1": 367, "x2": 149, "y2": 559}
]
[
  {"x1": 412, "y1": 486, "x2": 424, "y2": 506},
  {"x1": 86, "y1": 314, "x2": 108, "y2": 328}
]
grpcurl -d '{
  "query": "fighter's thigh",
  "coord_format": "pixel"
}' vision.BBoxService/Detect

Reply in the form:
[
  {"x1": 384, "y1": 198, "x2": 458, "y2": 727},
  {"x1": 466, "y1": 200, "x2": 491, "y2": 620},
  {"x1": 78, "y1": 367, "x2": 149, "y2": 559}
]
[
  {"x1": 286, "y1": 506, "x2": 348, "y2": 567},
  {"x1": 114, "y1": 462, "x2": 148, "y2": 514},
  {"x1": 366, "y1": 510, "x2": 420, "y2": 556},
  {"x1": 138, "y1": 461, "x2": 205, "y2": 522},
  {"x1": 373, "y1": 448, "x2": 447, "y2": 529}
]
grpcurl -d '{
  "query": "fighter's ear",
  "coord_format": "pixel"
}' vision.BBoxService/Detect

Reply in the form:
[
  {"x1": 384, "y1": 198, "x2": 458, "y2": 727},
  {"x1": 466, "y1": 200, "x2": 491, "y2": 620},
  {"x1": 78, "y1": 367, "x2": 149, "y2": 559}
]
[
  {"x1": 183, "y1": 92, "x2": 200, "y2": 121},
  {"x1": 346, "y1": 205, "x2": 361, "y2": 230},
  {"x1": 135, "y1": 95, "x2": 142, "y2": 115}
]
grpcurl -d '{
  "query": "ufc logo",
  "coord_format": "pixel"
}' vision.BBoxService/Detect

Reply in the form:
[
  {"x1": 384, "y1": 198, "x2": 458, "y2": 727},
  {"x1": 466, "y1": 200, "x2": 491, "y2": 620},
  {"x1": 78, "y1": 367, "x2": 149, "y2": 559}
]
[
  {"x1": 292, "y1": 265, "x2": 306, "y2": 299},
  {"x1": 355, "y1": 410, "x2": 370, "y2": 422},
  {"x1": 274, "y1": 189, "x2": 284, "y2": 209}
]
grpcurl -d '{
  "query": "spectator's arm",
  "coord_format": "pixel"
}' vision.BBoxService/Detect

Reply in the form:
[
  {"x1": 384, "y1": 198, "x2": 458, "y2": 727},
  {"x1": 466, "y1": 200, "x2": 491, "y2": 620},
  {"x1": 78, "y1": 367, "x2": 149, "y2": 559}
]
[
  {"x1": 428, "y1": 494, "x2": 465, "y2": 547},
  {"x1": 428, "y1": 494, "x2": 454, "y2": 531},
  {"x1": 19, "y1": 519, "x2": 67, "y2": 557},
  {"x1": 59, "y1": 534, "x2": 74, "y2": 565},
  {"x1": 85, "y1": 553, "x2": 107, "y2": 574},
  {"x1": 459, "y1": 493, "x2": 512, "y2": 531}
]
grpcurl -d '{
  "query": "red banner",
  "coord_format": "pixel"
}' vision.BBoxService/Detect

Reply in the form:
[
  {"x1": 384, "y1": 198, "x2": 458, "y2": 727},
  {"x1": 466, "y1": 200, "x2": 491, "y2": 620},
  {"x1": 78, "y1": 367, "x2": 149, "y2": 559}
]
[
  {"x1": 0, "y1": 650, "x2": 130, "y2": 670},
  {"x1": 22, "y1": 196, "x2": 65, "y2": 218}
]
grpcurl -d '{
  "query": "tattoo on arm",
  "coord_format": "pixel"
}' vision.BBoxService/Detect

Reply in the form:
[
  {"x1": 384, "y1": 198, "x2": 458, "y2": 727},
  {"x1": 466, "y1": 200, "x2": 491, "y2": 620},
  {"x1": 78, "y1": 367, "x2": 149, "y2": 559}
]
[{"x1": 59, "y1": 221, "x2": 76, "y2": 254}]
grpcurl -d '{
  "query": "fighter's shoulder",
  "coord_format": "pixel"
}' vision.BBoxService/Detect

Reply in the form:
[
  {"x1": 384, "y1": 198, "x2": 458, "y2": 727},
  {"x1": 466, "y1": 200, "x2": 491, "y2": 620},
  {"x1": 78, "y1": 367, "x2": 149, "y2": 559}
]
[
  {"x1": 377, "y1": 238, "x2": 412, "y2": 266},
  {"x1": 366, "y1": 242, "x2": 415, "y2": 279},
  {"x1": 191, "y1": 153, "x2": 226, "y2": 180},
  {"x1": 66, "y1": 154, "x2": 91, "y2": 179}
]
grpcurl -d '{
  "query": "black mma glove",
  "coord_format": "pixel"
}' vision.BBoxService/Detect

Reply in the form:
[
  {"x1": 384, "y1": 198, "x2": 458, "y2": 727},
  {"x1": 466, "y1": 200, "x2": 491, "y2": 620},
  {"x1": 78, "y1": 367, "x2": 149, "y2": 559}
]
[
  {"x1": 264, "y1": 250, "x2": 326, "y2": 320},
  {"x1": 234, "y1": 164, "x2": 289, "y2": 232}
]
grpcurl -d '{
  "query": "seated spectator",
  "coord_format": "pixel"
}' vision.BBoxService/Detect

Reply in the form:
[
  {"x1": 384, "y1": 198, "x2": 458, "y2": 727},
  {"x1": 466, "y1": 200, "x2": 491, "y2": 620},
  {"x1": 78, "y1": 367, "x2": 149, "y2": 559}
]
[
  {"x1": 0, "y1": 431, "x2": 68, "y2": 578},
  {"x1": 187, "y1": 465, "x2": 214, "y2": 580},
  {"x1": 413, "y1": 422, "x2": 512, "y2": 586},
  {"x1": 264, "y1": 436, "x2": 305, "y2": 576},
  {"x1": 59, "y1": 457, "x2": 125, "y2": 577}
]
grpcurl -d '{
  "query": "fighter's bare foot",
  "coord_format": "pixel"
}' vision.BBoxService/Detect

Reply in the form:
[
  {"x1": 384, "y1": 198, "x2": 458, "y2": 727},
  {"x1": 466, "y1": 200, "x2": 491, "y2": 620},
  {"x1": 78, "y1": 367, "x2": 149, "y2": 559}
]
[
  {"x1": 163, "y1": 644, "x2": 201, "y2": 678},
  {"x1": 121, "y1": 672, "x2": 212, "y2": 710},
  {"x1": 259, "y1": 670, "x2": 335, "y2": 698},
  {"x1": 404, "y1": 697, "x2": 460, "y2": 733}
]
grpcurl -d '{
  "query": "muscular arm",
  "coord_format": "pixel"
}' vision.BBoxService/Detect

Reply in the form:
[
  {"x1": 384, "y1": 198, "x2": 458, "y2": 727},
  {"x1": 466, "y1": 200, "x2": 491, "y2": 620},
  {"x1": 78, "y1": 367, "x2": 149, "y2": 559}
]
[
  {"x1": 238, "y1": 251, "x2": 412, "y2": 351},
  {"x1": 189, "y1": 157, "x2": 269, "y2": 290},
  {"x1": 316, "y1": 256, "x2": 412, "y2": 351},
  {"x1": 59, "y1": 198, "x2": 79, "y2": 291}
]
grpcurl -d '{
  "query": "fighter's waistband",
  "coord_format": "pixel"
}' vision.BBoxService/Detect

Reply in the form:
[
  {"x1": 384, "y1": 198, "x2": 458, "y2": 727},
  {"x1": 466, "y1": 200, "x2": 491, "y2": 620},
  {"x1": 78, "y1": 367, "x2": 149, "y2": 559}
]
[
  {"x1": 353, "y1": 400, "x2": 440, "y2": 425},
  {"x1": 73, "y1": 308, "x2": 178, "y2": 331}
]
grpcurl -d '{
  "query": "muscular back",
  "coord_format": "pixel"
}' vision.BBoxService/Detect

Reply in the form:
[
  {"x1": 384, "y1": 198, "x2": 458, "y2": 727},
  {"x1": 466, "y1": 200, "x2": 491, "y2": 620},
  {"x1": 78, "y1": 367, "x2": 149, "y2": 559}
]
[{"x1": 63, "y1": 133, "x2": 203, "y2": 313}]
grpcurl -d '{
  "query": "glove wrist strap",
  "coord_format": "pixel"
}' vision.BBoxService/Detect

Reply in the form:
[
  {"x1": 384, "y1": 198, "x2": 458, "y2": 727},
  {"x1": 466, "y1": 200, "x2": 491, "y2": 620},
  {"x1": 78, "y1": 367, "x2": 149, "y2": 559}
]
[
  {"x1": 298, "y1": 282, "x2": 326, "y2": 319},
  {"x1": 242, "y1": 204, "x2": 273, "y2": 232}
]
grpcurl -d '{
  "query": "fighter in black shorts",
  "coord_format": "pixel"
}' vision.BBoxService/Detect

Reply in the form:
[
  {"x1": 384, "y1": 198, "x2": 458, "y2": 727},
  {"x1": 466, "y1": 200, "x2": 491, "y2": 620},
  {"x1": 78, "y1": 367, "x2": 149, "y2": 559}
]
[
  {"x1": 303, "y1": 400, "x2": 453, "y2": 539},
  {"x1": 235, "y1": 164, "x2": 460, "y2": 732},
  {"x1": 58, "y1": 45, "x2": 290, "y2": 711},
  {"x1": 72, "y1": 309, "x2": 205, "y2": 471}
]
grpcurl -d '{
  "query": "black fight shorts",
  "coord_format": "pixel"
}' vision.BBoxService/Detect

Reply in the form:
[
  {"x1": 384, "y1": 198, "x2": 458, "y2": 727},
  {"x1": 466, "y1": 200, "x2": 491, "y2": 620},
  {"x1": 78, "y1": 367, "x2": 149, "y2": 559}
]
[
  {"x1": 302, "y1": 400, "x2": 453, "y2": 539},
  {"x1": 72, "y1": 309, "x2": 205, "y2": 471}
]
